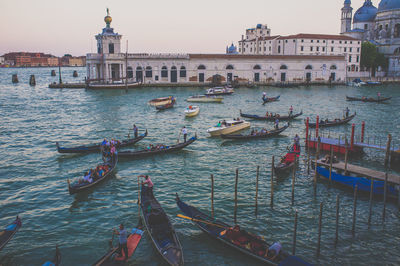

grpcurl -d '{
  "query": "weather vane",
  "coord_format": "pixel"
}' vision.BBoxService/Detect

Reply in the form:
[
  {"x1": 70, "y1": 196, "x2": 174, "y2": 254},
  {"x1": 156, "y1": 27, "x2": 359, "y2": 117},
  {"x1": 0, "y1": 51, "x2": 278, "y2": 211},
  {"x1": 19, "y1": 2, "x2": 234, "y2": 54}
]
[{"x1": 107, "y1": 8, "x2": 109, "y2": 16}]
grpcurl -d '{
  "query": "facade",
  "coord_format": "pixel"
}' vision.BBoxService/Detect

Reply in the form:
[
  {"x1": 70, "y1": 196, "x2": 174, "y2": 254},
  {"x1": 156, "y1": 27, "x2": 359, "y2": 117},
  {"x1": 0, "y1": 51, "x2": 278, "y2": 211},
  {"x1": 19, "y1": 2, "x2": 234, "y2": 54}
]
[
  {"x1": 341, "y1": 0, "x2": 400, "y2": 75},
  {"x1": 86, "y1": 11, "x2": 348, "y2": 84},
  {"x1": 47, "y1": 57, "x2": 59, "y2": 66},
  {"x1": 0, "y1": 56, "x2": 4, "y2": 65},
  {"x1": 2, "y1": 52, "x2": 85, "y2": 67}
]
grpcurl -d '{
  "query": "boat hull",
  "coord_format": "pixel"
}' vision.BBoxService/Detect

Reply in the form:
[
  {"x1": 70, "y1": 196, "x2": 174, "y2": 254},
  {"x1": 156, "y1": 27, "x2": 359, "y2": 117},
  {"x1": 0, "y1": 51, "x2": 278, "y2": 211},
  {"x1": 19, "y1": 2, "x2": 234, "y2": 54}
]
[
  {"x1": 207, "y1": 122, "x2": 250, "y2": 136},
  {"x1": 185, "y1": 107, "x2": 200, "y2": 117},
  {"x1": 186, "y1": 96, "x2": 223, "y2": 103}
]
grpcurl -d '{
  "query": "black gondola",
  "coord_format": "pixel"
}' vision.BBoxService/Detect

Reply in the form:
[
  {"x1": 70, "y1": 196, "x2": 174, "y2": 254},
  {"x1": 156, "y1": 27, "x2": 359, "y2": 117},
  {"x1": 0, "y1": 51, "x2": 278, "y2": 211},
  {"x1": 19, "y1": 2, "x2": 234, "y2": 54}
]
[
  {"x1": 67, "y1": 155, "x2": 118, "y2": 195},
  {"x1": 307, "y1": 113, "x2": 356, "y2": 128},
  {"x1": 43, "y1": 245, "x2": 61, "y2": 266},
  {"x1": 156, "y1": 98, "x2": 176, "y2": 110},
  {"x1": 118, "y1": 135, "x2": 197, "y2": 158},
  {"x1": 240, "y1": 110, "x2": 303, "y2": 121},
  {"x1": 56, "y1": 130, "x2": 148, "y2": 154},
  {"x1": 274, "y1": 145, "x2": 300, "y2": 175},
  {"x1": 0, "y1": 216, "x2": 22, "y2": 251},
  {"x1": 262, "y1": 95, "x2": 280, "y2": 105},
  {"x1": 346, "y1": 96, "x2": 392, "y2": 103},
  {"x1": 141, "y1": 185, "x2": 184, "y2": 266},
  {"x1": 221, "y1": 124, "x2": 289, "y2": 140},
  {"x1": 175, "y1": 194, "x2": 310, "y2": 266}
]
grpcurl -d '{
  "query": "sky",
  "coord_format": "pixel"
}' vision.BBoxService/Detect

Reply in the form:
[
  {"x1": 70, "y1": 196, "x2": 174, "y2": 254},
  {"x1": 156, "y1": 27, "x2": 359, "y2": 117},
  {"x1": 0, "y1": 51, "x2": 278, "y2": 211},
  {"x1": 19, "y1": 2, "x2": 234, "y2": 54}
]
[{"x1": 0, "y1": 0, "x2": 371, "y2": 56}]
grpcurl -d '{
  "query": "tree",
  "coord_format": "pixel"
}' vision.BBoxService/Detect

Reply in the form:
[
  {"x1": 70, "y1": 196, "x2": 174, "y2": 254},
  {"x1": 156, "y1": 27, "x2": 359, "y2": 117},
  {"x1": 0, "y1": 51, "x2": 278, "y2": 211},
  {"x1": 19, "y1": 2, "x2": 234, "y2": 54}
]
[
  {"x1": 374, "y1": 52, "x2": 388, "y2": 71},
  {"x1": 360, "y1": 42, "x2": 377, "y2": 71}
]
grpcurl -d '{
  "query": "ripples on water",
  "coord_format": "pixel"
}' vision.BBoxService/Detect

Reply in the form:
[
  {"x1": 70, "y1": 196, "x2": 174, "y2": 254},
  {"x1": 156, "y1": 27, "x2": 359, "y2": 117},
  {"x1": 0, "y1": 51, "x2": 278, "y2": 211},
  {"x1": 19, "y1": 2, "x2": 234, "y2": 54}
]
[{"x1": 0, "y1": 67, "x2": 399, "y2": 265}]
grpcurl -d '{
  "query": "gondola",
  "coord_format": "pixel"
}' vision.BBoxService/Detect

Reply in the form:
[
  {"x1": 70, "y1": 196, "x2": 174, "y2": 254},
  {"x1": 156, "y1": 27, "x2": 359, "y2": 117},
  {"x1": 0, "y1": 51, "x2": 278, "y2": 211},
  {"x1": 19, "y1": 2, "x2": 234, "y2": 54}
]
[
  {"x1": 67, "y1": 155, "x2": 118, "y2": 195},
  {"x1": 118, "y1": 135, "x2": 197, "y2": 158},
  {"x1": 175, "y1": 195, "x2": 310, "y2": 266},
  {"x1": 221, "y1": 124, "x2": 289, "y2": 140},
  {"x1": 56, "y1": 130, "x2": 148, "y2": 154},
  {"x1": 262, "y1": 95, "x2": 280, "y2": 105},
  {"x1": 240, "y1": 110, "x2": 303, "y2": 121},
  {"x1": 0, "y1": 216, "x2": 22, "y2": 251},
  {"x1": 346, "y1": 96, "x2": 392, "y2": 103},
  {"x1": 141, "y1": 185, "x2": 184, "y2": 266},
  {"x1": 307, "y1": 113, "x2": 356, "y2": 128},
  {"x1": 42, "y1": 245, "x2": 61, "y2": 266},
  {"x1": 274, "y1": 144, "x2": 300, "y2": 175},
  {"x1": 93, "y1": 223, "x2": 144, "y2": 266},
  {"x1": 156, "y1": 98, "x2": 176, "y2": 110}
]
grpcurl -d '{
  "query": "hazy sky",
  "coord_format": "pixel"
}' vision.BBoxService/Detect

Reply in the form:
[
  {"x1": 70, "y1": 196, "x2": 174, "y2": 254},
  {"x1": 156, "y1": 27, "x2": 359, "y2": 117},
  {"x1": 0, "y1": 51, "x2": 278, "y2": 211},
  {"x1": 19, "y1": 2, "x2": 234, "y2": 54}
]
[{"x1": 0, "y1": 0, "x2": 370, "y2": 56}]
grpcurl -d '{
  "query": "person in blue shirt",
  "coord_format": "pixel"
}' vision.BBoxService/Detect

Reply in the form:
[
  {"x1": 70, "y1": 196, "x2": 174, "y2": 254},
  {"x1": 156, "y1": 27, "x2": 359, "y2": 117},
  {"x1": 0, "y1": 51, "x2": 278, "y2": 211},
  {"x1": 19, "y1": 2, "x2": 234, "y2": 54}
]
[
  {"x1": 274, "y1": 118, "x2": 279, "y2": 129},
  {"x1": 133, "y1": 124, "x2": 138, "y2": 138},
  {"x1": 114, "y1": 223, "x2": 128, "y2": 261}
]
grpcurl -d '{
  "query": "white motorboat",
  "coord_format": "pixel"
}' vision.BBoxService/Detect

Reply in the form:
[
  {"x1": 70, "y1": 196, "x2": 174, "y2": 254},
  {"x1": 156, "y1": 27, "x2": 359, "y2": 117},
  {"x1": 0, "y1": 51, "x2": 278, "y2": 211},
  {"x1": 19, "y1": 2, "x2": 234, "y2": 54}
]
[
  {"x1": 207, "y1": 120, "x2": 250, "y2": 137},
  {"x1": 184, "y1": 106, "x2": 200, "y2": 117}
]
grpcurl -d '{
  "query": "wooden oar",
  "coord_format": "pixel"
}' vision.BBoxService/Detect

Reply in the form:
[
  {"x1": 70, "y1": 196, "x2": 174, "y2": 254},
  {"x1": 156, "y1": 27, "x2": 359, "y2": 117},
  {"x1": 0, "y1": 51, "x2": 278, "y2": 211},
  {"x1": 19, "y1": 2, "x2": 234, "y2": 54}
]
[{"x1": 176, "y1": 214, "x2": 228, "y2": 229}]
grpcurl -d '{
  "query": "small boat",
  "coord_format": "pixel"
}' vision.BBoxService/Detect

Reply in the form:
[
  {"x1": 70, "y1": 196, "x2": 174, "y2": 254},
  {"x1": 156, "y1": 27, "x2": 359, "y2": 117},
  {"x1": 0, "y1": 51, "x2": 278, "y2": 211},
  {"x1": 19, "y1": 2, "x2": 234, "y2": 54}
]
[
  {"x1": 93, "y1": 224, "x2": 144, "y2": 266},
  {"x1": 42, "y1": 245, "x2": 61, "y2": 266},
  {"x1": 141, "y1": 185, "x2": 184, "y2": 266},
  {"x1": 67, "y1": 155, "x2": 118, "y2": 195},
  {"x1": 205, "y1": 87, "x2": 234, "y2": 96},
  {"x1": 87, "y1": 82, "x2": 141, "y2": 90},
  {"x1": 346, "y1": 96, "x2": 392, "y2": 103},
  {"x1": 56, "y1": 130, "x2": 148, "y2": 154},
  {"x1": 0, "y1": 216, "x2": 22, "y2": 251},
  {"x1": 207, "y1": 120, "x2": 250, "y2": 137},
  {"x1": 118, "y1": 135, "x2": 197, "y2": 158},
  {"x1": 274, "y1": 144, "x2": 301, "y2": 175},
  {"x1": 156, "y1": 97, "x2": 176, "y2": 110},
  {"x1": 149, "y1": 96, "x2": 174, "y2": 107},
  {"x1": 316, "y1": 166, "x2": 399, "y2": 199},
  {"x1": 366, "y1": 81, "x2": 381, "y2": 86},
  {"x1": 184, "y1": 106, "x2": 200, "y2": 117},
  {"x1": 175, "y1": 195, "x2": 311, "y2": 266},
  {"x1": 307, "y1": 113, "x2": 356, "y2": 128},
  {"x1": 221, "y1": 124, "x2": 289, "y2": 140},
  {"x1": 262, "y1": 95, "x2": 280, "y2": 105},
  {"x1": 240, "y1": 110, "x2": 303, "y2": 121},
  {"x1": 186, "y1": 95, "x2": 223, "y2": 103}
]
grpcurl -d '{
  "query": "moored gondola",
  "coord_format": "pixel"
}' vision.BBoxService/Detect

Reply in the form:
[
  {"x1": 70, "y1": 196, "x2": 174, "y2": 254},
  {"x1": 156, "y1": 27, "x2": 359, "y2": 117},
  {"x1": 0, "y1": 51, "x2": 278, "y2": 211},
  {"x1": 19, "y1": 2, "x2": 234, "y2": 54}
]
[
  {"x1": 42, "y1": 245, "x2": 61, "y2": 266},
  {"x1": 221, "y1": 124, "x2": 289, "y2": 140},
  {"x1": 56, "y1": 130, "x2": 148, "y2": 154},
  {"x1": 307, "y1": 113, "x2": 356, "y2": 128},
  {"x1": 93, "y1": 223, "x2": 144, "y2": 266},
  {"x1": 118, "y1": 135, "x2": 197, "y2": 158},
  {"x1": 67, "y1": 154, "x2": 118, "y2": 195},
  {"x1": 274, "y1": 144, "x2": 301, "y2": 175},
  {"x1": 240, "y1": 110, "x2": 303, "y2": 121},
  {"x1": 141, "y1": 185, "x2": 184, "y2": 266},
  {"x1": 346, "y1": 96, "x2": 391, "y2": 103},
  {"x1": 175, "y1": 194, "x2": 310, "y2": 266},
  {"x1": 0, "y1": 216, "x2": 22, "y2": 251},
  {"x1": 262, "y1": 95, "x2": 280, "y2": 105}
]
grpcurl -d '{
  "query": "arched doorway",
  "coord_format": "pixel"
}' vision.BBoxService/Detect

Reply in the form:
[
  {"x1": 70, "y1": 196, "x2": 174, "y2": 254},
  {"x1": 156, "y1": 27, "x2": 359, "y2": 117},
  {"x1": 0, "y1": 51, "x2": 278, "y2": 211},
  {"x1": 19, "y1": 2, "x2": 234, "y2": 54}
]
[
  {"x1": 171, "y1": 66, "x2": 177, "y2": 83},
  {"x1": 280, "y1": 65, "x2": 288, "y2": 82},
  {"x1": 198, "y1": 65, "x2": 206, "y2": 82},
  {"x1": 330, "y1": 65, "x2": 337, "y2": 81},
  {"x1": 136, "y1": 66, "x2": 143, "y2": 82},
  {"x1": 305, "y1": 65, "x2": 313, "y2": 82},
  {"x1": 226, "y1": 64, "x2": 234, "y2": 82},
  {"x1": 253, "y1": 65, "x2": 261, "y2": 82}
]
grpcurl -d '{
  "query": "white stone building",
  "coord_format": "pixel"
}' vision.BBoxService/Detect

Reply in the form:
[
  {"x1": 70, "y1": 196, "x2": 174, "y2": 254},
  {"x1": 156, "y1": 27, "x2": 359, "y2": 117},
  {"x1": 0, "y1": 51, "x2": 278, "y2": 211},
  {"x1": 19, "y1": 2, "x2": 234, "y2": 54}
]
[
  {"x1": 0, "y1": 56, "x2": 4, "y2": 65},
  {"x1": 86, "y1": 11, "x2": 348, "y2": 85}
]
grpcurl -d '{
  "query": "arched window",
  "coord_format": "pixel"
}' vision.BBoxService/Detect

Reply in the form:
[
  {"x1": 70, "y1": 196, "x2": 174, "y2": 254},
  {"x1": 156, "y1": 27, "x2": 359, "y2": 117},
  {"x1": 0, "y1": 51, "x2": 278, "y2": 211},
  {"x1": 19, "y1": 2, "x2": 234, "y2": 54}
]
[
  {"x1": 394, "y1": 47, "x2": 400, "y2": 55},
  {"x1": 136, "y1": 66, "x2": 142, "y2": 71},
  {"x1": 395, "y1": 24, "x2": 400, "y2": 38},
  {"x1": 305, "y1": 65, "x2": 313, "y2": 70},
  {"x1": 161, "y1": 66, "x2": 168, "y2": 78},
  {"x1": 330, "y1": 65, "x2": 337, "y2": 70},
  {"x1": 253, "y1": 65, "x2": 261, "y2": 70},
  {"x1": 145, "y1": 66, "x2": 152, "y2": 78},
  {"x1": 226, "y1": 65, "x2": 234, "y2": 70},
  {"x1": 198, "y1": 65, "x2": 206, "y2": 70},
  {"x1": 280, "y1": 65, "x2": 288, "y2": 70},
  {"x1": 180, "y1": 66, "x2": 186, "y2": 77},
  {"x1": 127, "y1": 67, "x2": 133, "y2": 78}
]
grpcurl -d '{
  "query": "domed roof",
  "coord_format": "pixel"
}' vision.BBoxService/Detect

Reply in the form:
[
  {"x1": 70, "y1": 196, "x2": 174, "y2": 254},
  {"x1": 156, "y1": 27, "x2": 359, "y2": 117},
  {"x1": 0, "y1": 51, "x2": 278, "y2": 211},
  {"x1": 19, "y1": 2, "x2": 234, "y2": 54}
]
[
  {"x1": 354, "y1": 0, "x2": 377, "y2": 23},
  {"x1": 378, "y1": 0, "x2": 400, "y2": 12}
]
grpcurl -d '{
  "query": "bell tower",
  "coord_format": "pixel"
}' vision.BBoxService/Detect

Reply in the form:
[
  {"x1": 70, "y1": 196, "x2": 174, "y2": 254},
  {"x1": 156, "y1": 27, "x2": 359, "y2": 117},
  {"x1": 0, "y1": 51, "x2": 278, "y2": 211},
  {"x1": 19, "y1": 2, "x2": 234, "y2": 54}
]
[
  {"x1": 341, "y1": 0, "x2": 353, "y2": 34},
  {"x1": 95, "y1": 8, "x2": 122, "y2": 55}
]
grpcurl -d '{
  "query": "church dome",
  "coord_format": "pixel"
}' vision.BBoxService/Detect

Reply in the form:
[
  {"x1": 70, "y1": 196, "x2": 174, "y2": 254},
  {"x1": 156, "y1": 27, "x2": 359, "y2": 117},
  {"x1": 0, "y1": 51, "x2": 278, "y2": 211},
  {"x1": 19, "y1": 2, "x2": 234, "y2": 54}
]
[
  {"x1": 378, "y1": 0, "x2": 400, "y2": 12},
  {"x1": 354, "y1": 0, "x2": 377, "y2": 23}
]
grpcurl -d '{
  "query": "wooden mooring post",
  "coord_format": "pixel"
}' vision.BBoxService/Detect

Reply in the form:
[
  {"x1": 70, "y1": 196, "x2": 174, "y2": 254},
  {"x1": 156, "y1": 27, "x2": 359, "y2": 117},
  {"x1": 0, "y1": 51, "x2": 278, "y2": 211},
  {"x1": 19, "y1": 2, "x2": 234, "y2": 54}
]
[
  {"x1": 270, "y1": 156, "x2": 274, "y2": 208},
  {"x1": 316, "y1": 202, "x2": 323, "y2": 256},
  {"x1": 368, "y1": 178, "x2": 373, "y2": 228},
  {"x1": 291, "y1": 157, "x2": 296, "y2": 205},
  {"x1": 51, "y1": 70, "x2": 56, "y2": 76},
  {"x1": 29, "y1": 75, "x2": 36, "y2": 86},
  {"x1": 384, "y1": 134, "x2": 392, "y2": 168},
  {"x1": 335, "y1": 195, "x2": 339, "y2": 245},
  {"x1": 234, "y1": 168, "x2": 239, "y2": 224},
  {"x1": 211, "y1": 174, "x2": 214, "y2": 219},
  {"x1": 292, "y1": 210, "x2": 298, "y2": 255},
  {"x1": 12, "y1": 74, "x2": 19, "y2": 83},
  {"x1": 352, "y1": 185, "x2": 358, "y2": 236},
  {"x1": 255, "y1": 166, "x2": 259, "y2": 216},
  {"x1": 383, "y1": 173, "x2": 388, "y2": 222}
]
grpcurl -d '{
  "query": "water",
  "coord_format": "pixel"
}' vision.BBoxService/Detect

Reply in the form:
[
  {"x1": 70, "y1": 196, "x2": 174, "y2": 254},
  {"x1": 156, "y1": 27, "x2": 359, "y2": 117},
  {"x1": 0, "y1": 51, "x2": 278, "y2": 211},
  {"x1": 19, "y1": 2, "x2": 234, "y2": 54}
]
[{"x1": 0, "y1": 67, "x2": 399, "y2": 265}]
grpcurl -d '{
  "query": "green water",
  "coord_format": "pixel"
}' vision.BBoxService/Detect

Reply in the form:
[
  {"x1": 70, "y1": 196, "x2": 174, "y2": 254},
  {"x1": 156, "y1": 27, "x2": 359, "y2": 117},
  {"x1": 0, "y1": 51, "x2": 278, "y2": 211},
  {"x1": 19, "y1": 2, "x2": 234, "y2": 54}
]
[{"x1": 0, "y1": 67, "x2": 399, "y2": 265}]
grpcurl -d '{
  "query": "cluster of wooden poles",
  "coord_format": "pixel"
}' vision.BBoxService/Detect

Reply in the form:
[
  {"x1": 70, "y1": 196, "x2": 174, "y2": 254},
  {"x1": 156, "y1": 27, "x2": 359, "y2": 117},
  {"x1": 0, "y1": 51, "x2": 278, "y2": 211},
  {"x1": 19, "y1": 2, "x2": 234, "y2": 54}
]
[{"x1": 208, "y1": 140, "x2": 399, "y2": 258}]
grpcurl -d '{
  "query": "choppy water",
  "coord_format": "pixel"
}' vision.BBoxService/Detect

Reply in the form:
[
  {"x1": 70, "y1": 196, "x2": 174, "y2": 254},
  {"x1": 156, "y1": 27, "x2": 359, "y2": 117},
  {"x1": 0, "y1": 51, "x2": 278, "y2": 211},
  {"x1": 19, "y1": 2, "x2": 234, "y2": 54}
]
[{"x1": 0, "y1": 67, "x2": 399, "y2": 265}]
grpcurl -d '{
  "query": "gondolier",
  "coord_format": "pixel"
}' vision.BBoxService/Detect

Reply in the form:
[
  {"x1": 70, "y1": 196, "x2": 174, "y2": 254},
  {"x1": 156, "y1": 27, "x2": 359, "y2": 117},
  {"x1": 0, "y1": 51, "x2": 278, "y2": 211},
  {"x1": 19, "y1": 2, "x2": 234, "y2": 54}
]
[
  {"x1": 289, "y1": 105, "x2": 293, "y2": 116},
  {"x1": 294, "y1": 134, "x2": 300, "y2": 146},
  {"x1": 262, "y1": 92, "x2": 267, "y2": 101},
  {"x1": 182, "y1": 126, "x2": 188, "y2": 142},
  {"x1": 345, "y1": 107, "x2": 350, "y2": 118},
  {"x1": 132, "y1": 124, "x2": 138, "y2": 138},
  {"x1": 114, "y1": 224, "x2": 128, "y2": 262},
  {"x1": 274, "y1": 118, "x2": 279, "y2": 129}
]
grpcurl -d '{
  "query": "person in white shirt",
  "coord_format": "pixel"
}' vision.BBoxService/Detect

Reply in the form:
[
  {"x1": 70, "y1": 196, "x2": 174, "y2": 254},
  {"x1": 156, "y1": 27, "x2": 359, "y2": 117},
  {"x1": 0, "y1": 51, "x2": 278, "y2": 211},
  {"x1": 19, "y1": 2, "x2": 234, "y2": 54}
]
[{"x1": 181, "y1": 126, "x2": 188, "y2": 142}]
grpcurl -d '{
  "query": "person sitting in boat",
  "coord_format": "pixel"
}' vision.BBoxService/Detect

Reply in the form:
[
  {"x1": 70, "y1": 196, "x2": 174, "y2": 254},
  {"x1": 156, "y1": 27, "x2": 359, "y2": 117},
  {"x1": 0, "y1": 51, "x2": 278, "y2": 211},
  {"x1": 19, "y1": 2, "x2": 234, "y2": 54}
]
[
  {"x1": 101, "y1": 138, "x2": 107, "y2": 146},
  {"x1": 261, "y1": 128, "x2": 267, "y2": 134},
  {"x1": 222, "y1": 120, "x2": 227, "y2": 126},
  {"x1": 236, "y1": 117, "x2": 240, "y2": 121},
  {"x1": 217, "y1": 121, "x2": 221, "y2": 127},
  {"x1": 251, "y1": 129, "x2": 255, "y2": 135},
  {"x1": 266, "y1": 111, "x2": 269, "y2": 117},
  {"x1": 83, "y1": 170, "x2": 93, "y2": 183},
  {"x1": 265, "y1": 242, "x2": 282, "y2": 260},
  {"x1": 225, "y1": 225, "x2": 242, "y2": 242}
]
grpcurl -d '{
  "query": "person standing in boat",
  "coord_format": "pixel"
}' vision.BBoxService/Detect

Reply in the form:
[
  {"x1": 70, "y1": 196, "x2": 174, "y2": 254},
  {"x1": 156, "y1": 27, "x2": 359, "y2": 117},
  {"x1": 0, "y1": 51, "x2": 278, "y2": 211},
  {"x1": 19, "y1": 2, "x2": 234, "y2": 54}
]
[
  {"x1": 133, "y1": 124, "x2": 138, "y2": 138},
  {"x1": 181, "y1": 126, "x2": 188, "y2": 142},
  {"x1": 294, "y1": 134, "x2": 300, "y2": 146},
  {"x1": 262, "y1": 92, "x2": 267, "y2": 101},
  {"x1": 289, "y1": 105, "x2": 293, "y2": 116},
  {"x1": 345, "y1": 107, "x2": 350, "y2": 118},
  {"x1": 114, "y1": 224, "x2": 128, "y2": 262},
  {"x1": 265, "y1": 242, "x2": 282, "y2": 260},
  {"x1": 377, "y1": 92, "x2": 381, "y2": 99},
  {"x1": 274, "y1": 118, "x2": 279, "y2": 129},
  {"x1": 140, "y1": 175, "x2": 154, "y2": 196}
]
